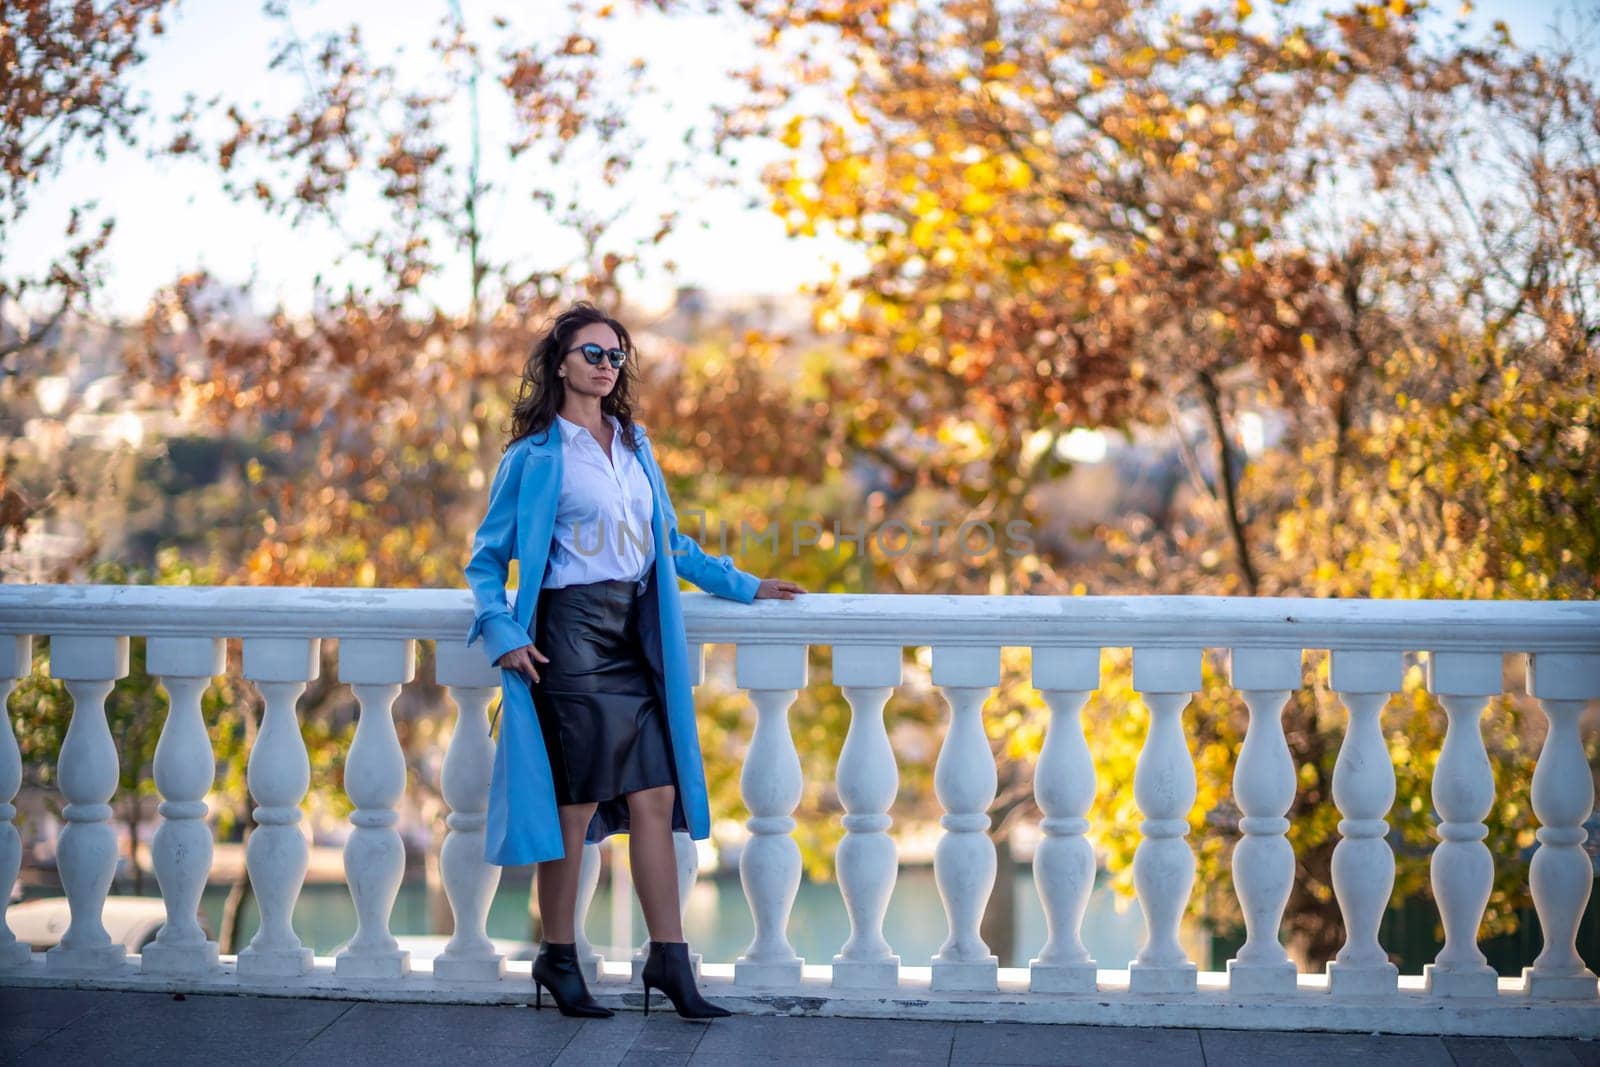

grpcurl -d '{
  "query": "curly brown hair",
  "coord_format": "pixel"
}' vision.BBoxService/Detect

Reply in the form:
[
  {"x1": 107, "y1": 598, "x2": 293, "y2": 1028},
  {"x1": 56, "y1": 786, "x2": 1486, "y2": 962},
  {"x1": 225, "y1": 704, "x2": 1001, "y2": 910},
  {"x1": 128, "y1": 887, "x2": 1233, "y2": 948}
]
[{"x1": 505, "y1": 300, "x2": 642, "y2": 452}]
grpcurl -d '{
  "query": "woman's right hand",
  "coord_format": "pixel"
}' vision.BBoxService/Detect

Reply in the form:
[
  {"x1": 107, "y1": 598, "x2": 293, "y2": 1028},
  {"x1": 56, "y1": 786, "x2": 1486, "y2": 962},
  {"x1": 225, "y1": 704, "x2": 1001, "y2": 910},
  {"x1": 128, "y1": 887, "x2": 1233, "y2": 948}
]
[{"x1": 495, "y1": 643, "x2": 550, "y2": 684}]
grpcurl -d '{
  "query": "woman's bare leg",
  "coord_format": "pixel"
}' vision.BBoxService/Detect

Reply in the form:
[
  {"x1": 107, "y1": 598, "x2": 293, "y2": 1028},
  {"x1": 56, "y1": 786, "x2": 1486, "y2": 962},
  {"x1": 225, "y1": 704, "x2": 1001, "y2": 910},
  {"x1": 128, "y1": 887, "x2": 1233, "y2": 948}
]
[
  {"x1": 627, "y1": 784, "x2": 684, "y2": 942},
  {"x1": 535, "y1": 801, "x2": 597, "y2": 942}
]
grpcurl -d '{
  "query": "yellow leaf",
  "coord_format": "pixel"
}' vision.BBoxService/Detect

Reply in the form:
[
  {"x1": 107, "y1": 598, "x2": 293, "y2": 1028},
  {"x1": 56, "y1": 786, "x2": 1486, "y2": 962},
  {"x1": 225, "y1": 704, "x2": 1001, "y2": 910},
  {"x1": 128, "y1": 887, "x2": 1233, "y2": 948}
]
[
  {"x1": 780, "y1": 115, "x2": 804, "y2": 149},
  {"x1": 961, "y1": 190, "x2": 995, "y2": 214},
  {"x1": 963, "y1": 159, "x2": 998, "y2": 188}
]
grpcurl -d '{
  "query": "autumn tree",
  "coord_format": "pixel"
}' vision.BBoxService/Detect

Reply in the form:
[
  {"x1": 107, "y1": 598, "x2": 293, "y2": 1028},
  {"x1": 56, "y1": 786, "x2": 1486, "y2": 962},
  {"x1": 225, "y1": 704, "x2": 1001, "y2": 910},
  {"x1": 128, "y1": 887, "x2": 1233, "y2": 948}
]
[
  {"x1": 717, "y1": 0, "x2": 1599, "y2": 965},
  {"x1": 0, "y1": 0, "x2": 173, "y2": 359},
  {"x1": 0, "y1": 0, "x2": 176, "y2": 556}
]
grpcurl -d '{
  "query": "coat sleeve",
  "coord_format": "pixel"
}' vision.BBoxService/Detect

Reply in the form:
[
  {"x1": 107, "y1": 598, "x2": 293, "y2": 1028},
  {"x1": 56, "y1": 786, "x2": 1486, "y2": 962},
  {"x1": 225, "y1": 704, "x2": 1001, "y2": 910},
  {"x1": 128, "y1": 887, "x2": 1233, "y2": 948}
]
[
  {"x1": 640, "y1": 427, "x2": 761, "y2": 604},
  {"x1": 464, "y1": 442, "x2": 535, "y2": 667}
]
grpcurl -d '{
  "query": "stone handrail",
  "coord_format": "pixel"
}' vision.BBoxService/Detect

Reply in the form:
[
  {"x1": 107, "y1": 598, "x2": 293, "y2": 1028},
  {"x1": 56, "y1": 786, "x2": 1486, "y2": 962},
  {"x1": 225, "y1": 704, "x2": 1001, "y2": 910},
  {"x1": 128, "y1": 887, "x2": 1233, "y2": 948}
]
[{"x1": 0, "y1": 585, "x2": 1597, "y2": 1037}]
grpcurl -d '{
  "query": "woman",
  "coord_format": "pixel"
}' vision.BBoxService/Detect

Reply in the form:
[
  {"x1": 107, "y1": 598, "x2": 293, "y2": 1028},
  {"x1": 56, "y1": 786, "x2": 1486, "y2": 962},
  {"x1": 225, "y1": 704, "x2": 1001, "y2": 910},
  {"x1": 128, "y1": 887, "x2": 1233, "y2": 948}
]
[{"x1": 464, "y1": 301, "x2": 805, "y2": 1019}]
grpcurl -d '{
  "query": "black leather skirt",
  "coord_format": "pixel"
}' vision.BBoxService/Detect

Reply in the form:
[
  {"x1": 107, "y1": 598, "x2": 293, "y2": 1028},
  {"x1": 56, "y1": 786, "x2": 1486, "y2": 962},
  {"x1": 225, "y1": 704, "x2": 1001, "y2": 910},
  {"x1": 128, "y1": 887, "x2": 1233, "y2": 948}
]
[{"x1": 530, "y1": 569, "x2": 677, "y2": 825}]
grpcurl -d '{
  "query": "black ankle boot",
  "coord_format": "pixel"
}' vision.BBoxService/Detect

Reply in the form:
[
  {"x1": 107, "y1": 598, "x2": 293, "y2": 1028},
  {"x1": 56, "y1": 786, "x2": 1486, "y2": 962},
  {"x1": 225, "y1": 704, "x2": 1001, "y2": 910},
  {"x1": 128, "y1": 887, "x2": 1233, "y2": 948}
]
[
  {"x1": 532, "y1": 941, "x2": 613, "y2": 1018},
  {"x1": 640, "y1": 940, "x2": 732, "y2": 1019}
]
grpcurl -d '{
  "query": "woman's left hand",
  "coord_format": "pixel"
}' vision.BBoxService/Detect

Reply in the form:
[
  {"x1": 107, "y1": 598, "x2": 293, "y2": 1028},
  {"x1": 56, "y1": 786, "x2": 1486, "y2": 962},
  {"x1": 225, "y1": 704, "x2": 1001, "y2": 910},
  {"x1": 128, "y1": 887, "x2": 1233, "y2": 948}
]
[{"x1": 754, "y1": 578, "x2": 806, "y2": 600}]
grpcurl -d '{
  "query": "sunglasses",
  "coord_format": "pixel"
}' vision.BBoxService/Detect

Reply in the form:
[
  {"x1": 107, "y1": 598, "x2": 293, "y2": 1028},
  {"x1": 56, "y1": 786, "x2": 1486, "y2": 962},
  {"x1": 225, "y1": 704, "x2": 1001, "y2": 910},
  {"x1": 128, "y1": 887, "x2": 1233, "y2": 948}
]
[{"x1": 565, "y1": 342, "x2": 628, "y2": 369}]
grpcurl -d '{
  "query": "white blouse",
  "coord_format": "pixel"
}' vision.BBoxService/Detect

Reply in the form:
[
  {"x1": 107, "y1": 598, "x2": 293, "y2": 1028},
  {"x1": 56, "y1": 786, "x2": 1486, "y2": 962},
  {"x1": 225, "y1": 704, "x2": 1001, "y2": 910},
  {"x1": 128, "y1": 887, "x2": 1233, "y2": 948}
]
[{"x1": 541, "y1": 412, "x2": 657, "y2": 589}]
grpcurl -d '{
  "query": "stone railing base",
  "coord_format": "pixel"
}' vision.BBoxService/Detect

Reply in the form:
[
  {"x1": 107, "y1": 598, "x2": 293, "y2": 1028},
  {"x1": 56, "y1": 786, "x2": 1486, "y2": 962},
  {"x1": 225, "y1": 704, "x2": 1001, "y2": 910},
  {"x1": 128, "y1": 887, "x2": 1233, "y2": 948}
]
[{"x1": 2, "y1": 955, "x2": 1596, "y2": 1039}]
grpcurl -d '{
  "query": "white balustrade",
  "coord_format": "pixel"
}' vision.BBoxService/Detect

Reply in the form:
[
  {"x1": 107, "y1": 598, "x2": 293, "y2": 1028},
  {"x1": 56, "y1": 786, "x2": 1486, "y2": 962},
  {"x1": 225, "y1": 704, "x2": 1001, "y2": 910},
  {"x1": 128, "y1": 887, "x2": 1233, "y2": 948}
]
[
  {"x1": 1224, "y1": 647, "x2": 1302, "y2": 995},
  {"x1": 1128, "y1": 647, "x2": 1202, "y2": 994},
  {"x1": 0, "y1": 586, "x2": 1595, "y2": 1038},
  {"x1": 1522, "y1": 653, "x2": 1600, "y2": 1000},
  {"x1": 930, "y1": 644, "x2": 1000, "y2": 992},
  {"x1": 237, "y1": 636, "x2": 319, "y2": 978},
  {"x1": 141, "y1": 636, "x2": 225, "y2": 976},
  {"x1": 1422, "y1": 650, "x2": 1501, "y2": 998},
  {"x1": 1028, "y1": 647, "x2": 1100, "y2": 993},
  {"x1": 733, "y1": 643, "x2": 807, "y2": 988},
  {"x1": 0, "y1": 635, "x2": 33, "y2": 970},
  {"x1": 47, "y1": 634, "x2": 130, "y2": 973},
  {"x1": 830, "y1": 644, "x2": 903, "y2": 989},
  {"x1": 1326, "y1": 649, "x2": 1403, "y2": 997},
  {"x1": 433, "y1": 640, "x2": 505, "y2": 983}
]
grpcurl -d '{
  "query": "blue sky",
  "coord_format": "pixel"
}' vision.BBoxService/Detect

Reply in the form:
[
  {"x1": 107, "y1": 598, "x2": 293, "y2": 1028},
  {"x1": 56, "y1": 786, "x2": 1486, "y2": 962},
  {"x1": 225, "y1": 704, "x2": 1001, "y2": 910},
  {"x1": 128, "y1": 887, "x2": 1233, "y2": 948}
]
[{"x1": 8, "y1": 0, "x2": 1563, "y2": 321}]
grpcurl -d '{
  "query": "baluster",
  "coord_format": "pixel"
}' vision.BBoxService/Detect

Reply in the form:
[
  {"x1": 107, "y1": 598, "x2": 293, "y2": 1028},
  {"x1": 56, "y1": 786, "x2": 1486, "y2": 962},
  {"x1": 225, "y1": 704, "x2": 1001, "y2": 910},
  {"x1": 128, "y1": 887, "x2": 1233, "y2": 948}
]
[
  {"x1": 1326, "y1": 649, "x2": 1402, "y2": 997},
  {"x1": 1422, "y1": 650, "x2": 1501, "y2": 998},
  {"x1": 733, "y1": 643, "x2": 807, "y2": 988},
  {"x1": 672, "y1": 830, "x2": 699, "y2": 967},
  {"x1": 576, "y1": 840, "x2": 603, "y2": 983},
  {"x1": 141, "y1": 636, "x2": 225, "y2": 976},
  {"x1": 433, "y1": 641, "x2": 505, "y2": 982},
  {"x1": 1224, "y1": 647, "x2": 1302, "y2": 995},
  {"x1": 1521, "y1": 652, "x2": 1600, "y2": 1000},
  {"x1": 46, "y1": 634, "x2": 130, "y2": 973},
  {"x1": 931, "y1": 644, "x2": 1000, "y2": 992},
  {"x1": 1, "y1": 635, "x2": 33, "y2": 970},
  {"x1": 1128, "y1": 647, "x2": 1201, "y2": 994},
  {"x1": 830, "y1": 644, "x2": 903, "y2": 990},
  {"x1": 237, "y1": 637, "x2": 319, "y2": 977},
  {"x1": 334, "y1": 637, "x2": 415, "y2": 979},
  {"x1": 632, "y1": 644, "x2": 707, "y2": 983},
  {"x1": 611, "y1": 837, "x2": 634, "y2": 969},
  {"x1": 1029, "y1": 646, "x2": 1100, "y2": 994}
]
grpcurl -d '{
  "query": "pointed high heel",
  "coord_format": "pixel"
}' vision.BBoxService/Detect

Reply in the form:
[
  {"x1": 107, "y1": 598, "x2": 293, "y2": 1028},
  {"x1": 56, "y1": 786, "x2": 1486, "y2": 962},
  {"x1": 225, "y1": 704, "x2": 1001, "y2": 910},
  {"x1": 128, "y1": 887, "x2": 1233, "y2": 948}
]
[
  {"x1": 531, "y1": 941, "x2": 613, "y2": 1018},
  {"x1": 640, "y1": 940, "x2": 732, "y2": 1019}
]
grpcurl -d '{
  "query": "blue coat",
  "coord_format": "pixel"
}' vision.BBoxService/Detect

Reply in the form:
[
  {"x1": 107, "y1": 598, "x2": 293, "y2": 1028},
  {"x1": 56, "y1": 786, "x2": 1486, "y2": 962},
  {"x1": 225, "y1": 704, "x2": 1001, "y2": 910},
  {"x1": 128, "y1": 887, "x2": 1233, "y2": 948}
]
[{"x1": 464, "y1": 419, "x2": 761, "y2": 866}]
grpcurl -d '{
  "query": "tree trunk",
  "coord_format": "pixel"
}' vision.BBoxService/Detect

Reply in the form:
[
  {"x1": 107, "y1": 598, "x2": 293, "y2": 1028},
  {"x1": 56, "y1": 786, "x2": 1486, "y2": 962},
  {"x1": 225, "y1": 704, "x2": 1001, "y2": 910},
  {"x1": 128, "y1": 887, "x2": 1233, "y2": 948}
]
[
  {"x1": 980, "y1": 829, "x2": 1017, "y2": 966},
  {"x1": 217, "y1": 688, "x2": 265, "y2": 954},
  {"x1": 1282, "y1": 684, "x2": 1344, "y2": 970},
  {"x1": 218, "y1": 825, "x2": 254, "y2": 955},
  {"x1": 125, "y1": 793, "x2": 145, "y2": 896},
  {"x1": 1328, "y1": 384, "x2": 1351, "y2": 516},
  {"x1": 1197, "y1": 370, "x2": 1258, "y2": 595},
  {"x1": 425, "y1": 801, "x2": 452, "y2": 935},
  {"x1": 1284, "y1": 846, "x2": 1345, "y2": 970}
]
